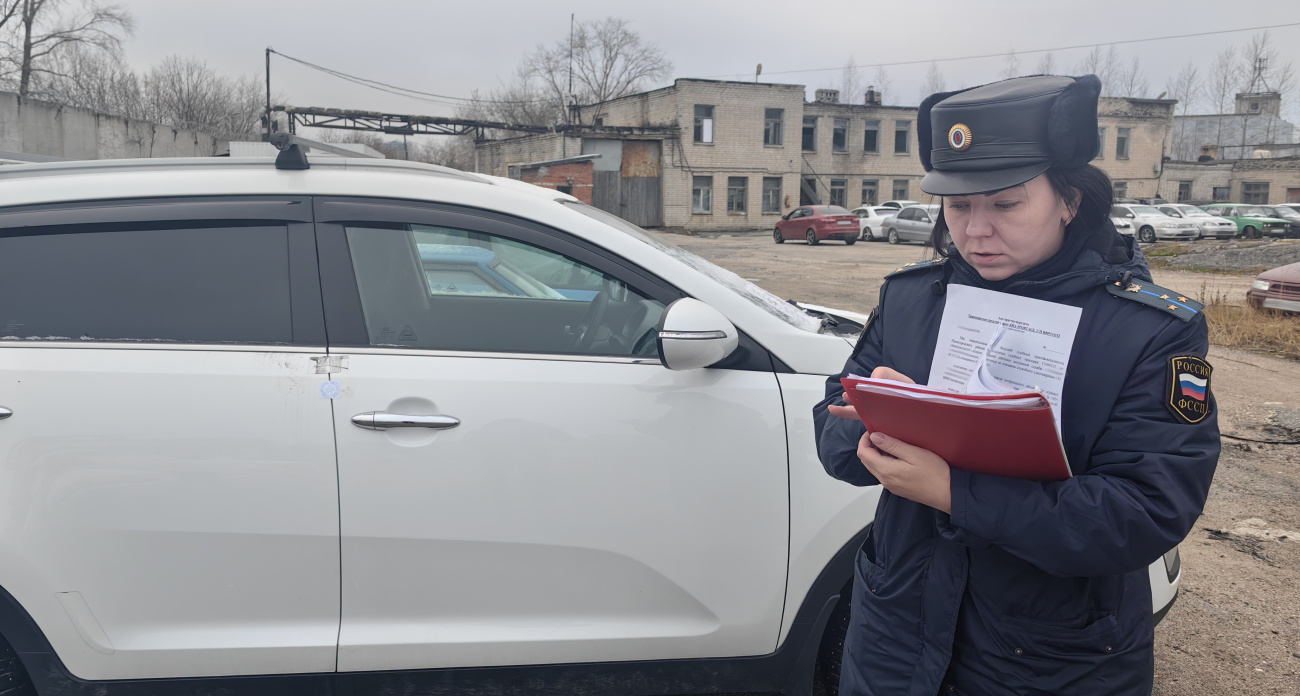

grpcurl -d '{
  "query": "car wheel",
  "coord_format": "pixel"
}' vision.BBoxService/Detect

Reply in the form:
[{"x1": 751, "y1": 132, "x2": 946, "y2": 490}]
[
  {"x1": 807, "y1": 229, "x2": 819, "y2": 245},
  {"x1": 0, "y1": 635, "x2": 35, "y2": 696},
  {"x1": 845, "y1": 237, "x2": 856, "y2": 245},
  {"x1": 774, "y1": 227, "x2": 785, "y2": 244},
  {"x1": 887, "y1": 228, "x2": 899, "y2": 244},
  {"x1": 816, "y1": 588, "x2": 852, "y2": 695},
  {"x1": 1138, "y1": 226, "x2": 1156, "y2": 243},
  {"x1": 1243, "y1": 225, "x2": 1259, "y2": 239}
]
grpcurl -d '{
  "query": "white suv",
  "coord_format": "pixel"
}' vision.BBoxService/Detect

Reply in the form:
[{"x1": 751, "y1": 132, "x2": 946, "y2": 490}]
[{"x1": 0, "y1": 156, "x2": 1179, "y2": 696}]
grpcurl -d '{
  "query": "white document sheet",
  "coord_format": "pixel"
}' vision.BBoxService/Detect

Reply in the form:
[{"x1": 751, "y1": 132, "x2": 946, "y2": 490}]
[{"x1": 928, "y1": 284, "x2": 1082, "y2": 427}]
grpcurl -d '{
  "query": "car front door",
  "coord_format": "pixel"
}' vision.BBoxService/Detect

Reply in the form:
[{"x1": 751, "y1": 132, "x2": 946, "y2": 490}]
[
  {"x1": 0, "y1": 198, "x2": 340, "y2": 681},
  {"x1": 315, "y1": 198, "x2": 790, "y2": 672}
]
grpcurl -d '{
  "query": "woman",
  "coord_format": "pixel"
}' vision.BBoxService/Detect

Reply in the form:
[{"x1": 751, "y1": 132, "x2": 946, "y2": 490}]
[{"x1": 813, "y1": 75, "x2": 1219, "y2": 696}]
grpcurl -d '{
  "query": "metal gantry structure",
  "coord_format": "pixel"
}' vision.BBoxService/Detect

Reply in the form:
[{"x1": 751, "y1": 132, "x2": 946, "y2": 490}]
[{"x1": 272, "y1": 106, "x2": 678, "y2": 143}]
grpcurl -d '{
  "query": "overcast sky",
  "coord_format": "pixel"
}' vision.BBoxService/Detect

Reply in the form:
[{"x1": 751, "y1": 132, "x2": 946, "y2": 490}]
[{"x1": 124, "y1": 0, "x2": 1300, "y2": 123}]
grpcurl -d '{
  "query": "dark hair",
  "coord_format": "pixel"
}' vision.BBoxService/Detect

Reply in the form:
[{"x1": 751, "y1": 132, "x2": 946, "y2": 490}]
[{"x1": 929, "y1": 164, "x2": 1117, "y2": 256}]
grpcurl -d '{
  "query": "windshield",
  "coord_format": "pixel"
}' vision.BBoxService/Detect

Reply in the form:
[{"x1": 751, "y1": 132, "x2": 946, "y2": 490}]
[
  {"x1": 1131, "y1": 206, "x2": 1164, "y2": 216},
  {"x1": 561, "y1": 201, "x2": 822, "y2": 332},
  {"x1": 1240, "y1": 207, "x2": 1267, "y2": 217}
]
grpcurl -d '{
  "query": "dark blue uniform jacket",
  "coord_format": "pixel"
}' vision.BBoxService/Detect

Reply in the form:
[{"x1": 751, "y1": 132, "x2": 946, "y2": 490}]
[{"x1": 813, "y1": 238, "x2": 1220, "y2": 696}]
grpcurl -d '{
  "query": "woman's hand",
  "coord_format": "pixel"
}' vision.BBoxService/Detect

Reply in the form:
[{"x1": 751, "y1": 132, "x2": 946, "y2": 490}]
[
  {"x1": 827, "y1": 366, "x2": 916, "y2": 421},
  {"x1": 857, "y1": 431, "x2": 952, "y2": 514}
]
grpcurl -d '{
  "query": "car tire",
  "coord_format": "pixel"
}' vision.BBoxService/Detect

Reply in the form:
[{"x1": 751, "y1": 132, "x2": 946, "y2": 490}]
[
  {"x1": 1138, "y1": 226, "x2": 1156, "y2": 243},
  {"x1": 1243, "y1": 226, "x2": 1259, "y2": 239},
  {"x1": 845, "y1": 237, "x2": 856, "y2": 245},
  {"x1": 774, "y1": 228, "x2": 785, "y2": 244},
  {"x1": 0, "y1": 635, "x2": 35, "y2": 696},
  {"x1": 887, "y1": 228, "x2": 899, "y2": 244},
  {"x1": 807, "y1": 229, "x2": 819, "y2": 246},
  {"x1": 816, "y1": 588, "x2": 852, "y2": 695}
]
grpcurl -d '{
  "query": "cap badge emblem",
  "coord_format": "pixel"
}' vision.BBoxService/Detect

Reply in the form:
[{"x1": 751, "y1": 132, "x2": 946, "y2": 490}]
[{"x1": 948, "y1": 123, "x2": 973, "y2": 152}]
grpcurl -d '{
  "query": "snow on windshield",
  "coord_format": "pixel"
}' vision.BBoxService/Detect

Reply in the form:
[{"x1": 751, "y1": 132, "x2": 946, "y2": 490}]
[{"x1": 562, "y1": 201, "x2": 822, "y2": 333}]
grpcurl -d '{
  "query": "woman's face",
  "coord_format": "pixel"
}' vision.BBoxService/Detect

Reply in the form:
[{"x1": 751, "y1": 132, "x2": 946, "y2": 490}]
[{"x1": 942, "y1": 174, "x2": 1073, "y2": 282}]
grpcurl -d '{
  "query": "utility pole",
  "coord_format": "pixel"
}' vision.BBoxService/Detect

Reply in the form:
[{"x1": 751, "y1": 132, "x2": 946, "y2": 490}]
[{"x1": 265, "y1": 47, "x2": 273, "y2": 139}]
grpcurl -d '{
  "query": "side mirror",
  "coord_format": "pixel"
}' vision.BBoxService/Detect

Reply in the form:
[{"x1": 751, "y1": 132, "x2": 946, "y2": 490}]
[
  {"x1": 781, "y1": 213, "x2": 790, "y2": 220},
  {"x1": 1125, "y1": 213, "x2": 1135, "y2": 218},
  {"x1": 656, "y1": 298, "x2": 739, "y2": 371},
  {"x1": 921, "y1": 216, "x2": 931, "y2": 223}
]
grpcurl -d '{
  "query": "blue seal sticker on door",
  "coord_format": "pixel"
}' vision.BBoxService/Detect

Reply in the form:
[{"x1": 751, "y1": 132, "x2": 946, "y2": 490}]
[{"x1": 320, "y1": 381, "x2": 341, "y2": 400}]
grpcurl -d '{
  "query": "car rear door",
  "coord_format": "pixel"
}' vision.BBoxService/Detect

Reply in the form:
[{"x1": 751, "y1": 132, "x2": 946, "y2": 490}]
[
  {"x1": 314, "y1": 198, "x2": 790, "y2": 672},
  {"x1": 0, "y1": 198, "x2": 340, "y2": 680}
]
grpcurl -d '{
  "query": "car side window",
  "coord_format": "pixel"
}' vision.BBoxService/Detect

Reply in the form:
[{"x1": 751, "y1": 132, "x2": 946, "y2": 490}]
[
  {"x1": 0, "y1": 224, "x2": 293, "y2": 343},
  {"x1": 344, "y1": 223, "x2": 666, "y2": 357}
]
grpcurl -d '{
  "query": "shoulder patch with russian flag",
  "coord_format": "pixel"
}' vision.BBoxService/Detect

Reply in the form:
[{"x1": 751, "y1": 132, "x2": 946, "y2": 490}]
[{"x1": 1167, "y1": 356, "x2": 1213, "y2": 424}]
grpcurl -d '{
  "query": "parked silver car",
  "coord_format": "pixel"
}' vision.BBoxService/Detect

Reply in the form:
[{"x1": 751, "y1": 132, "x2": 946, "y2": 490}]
[
  {"x1": 882, "y1": 204, "x2": 941, "y2": 244},
  {"x1": 1157, "y1": 204, "x2": 1238, "y2": 239}
]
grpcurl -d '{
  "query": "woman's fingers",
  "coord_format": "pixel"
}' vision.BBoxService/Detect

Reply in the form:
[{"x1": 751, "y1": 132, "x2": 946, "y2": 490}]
[{"x1": 870, "y1": 366, "x2": 916, "y2": 384}]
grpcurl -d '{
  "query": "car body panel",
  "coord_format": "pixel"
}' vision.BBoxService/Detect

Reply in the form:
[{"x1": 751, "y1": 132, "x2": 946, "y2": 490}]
[{"x1": 1246, "y1": 261, "x2": 1300, "y2": 313}]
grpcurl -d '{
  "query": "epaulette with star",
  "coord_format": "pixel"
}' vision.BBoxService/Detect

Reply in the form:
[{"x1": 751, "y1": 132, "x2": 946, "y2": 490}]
[
  {"x1": 1106, "y1": 277, "x2": 1204, "y2": 322},
  {"x1": 884, "y1": 257, "x2": 946, "y2": 279}
]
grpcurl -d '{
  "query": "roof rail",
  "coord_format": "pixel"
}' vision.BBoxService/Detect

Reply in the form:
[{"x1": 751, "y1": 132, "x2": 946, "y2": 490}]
[
  {"x1": 267, "y1": 132, "x2": 384, "y2": 170},
  {"x1": 0, "y1": 150, "x2": 70, "y2": 164}
]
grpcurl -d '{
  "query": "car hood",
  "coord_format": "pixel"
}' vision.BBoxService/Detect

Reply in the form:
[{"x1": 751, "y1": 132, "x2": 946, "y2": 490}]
[{"x1": 1258, "y1": 262, "x2": 1300, "y2": 283}]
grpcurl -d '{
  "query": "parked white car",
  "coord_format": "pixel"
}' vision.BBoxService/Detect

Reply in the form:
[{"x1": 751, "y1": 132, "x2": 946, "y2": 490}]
[
  {"x1": 0, "y1": 155, "x2": 1179, "y2": 696},
  {"x1": 1111, "y1": 204, "x2": 1198, "y2": 243},
  {"x1": 879, "y1": 199, "x2": 919, "y2": 210},
  {"x1": 1157, "y1": 204, "x2": 1238, "y2": 239},
  {"x1": 1111, "y1": 216, "x2": 1135, "y2": 236},
  {"x1": 849, "y1": 205, "x2": 900, "y2": 241}
]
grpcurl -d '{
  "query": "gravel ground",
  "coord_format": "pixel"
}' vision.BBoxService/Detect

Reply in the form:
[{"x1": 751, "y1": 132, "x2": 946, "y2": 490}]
[{"x1": 651, "y1": 230, "x2": 1300, "y2": 694}]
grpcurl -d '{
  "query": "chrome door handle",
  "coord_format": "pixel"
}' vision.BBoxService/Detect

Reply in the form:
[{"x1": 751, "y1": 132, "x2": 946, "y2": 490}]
[
  {"x1": 0, "y1": 407, "x2": 10, "y2": 421},
  {"x1": 351, "y1": 412, "x2": 460, "y2": 431}
]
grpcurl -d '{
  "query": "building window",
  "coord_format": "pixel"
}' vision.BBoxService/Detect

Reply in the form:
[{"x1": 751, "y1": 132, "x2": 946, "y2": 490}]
[
  {"x1": 801, "y1": 176, "x2": 818, "y2": 205},
  {"x1": 1116, "y1": 127, "x2": 1130, "y2": 159},
  {"x1": 727, "y1": 176, "x2": 748, "y2": 213},
  {"x1": 892, "y1": 179, "x2": 909, "y2": 200},
  {"x1": 861, "y1": 179, "x2": 878, "y2": 206},
  {"x1": 1212, "y1": 186, "x2": 1230, "y2": 202},
  {"x1": 829, "y1": 179, "x2": 847, "y2": 207},
  {"x1": 863, "y1": 120, "x2": 880, "y2": 153},
  {"x1": 764, "y1": 109, "x2": 784, "y2": 146},
  {"x1": 694, "y1": 105, "x2": 714, "y2": 143},
  {"x1": 1096, "y1": 127, "x2": 1106, "y2": 160},
  {"x1": 1176, "y1": 181, "x2": 1192, "y2": 202},
  {"x1": 1242, "y1": 182, "x2": 1270, "y2": 204},
  {"x1": 802, "y1": 116, "x2": 816, "y2": 151},
  {"x1": 832, "y1": 119, "x2": 849, "y2": 152},
  {"x1": 1113, "y1": 181, "x2": 1128, "y2": 199},
  {"x1": 762, "y1": 177, "x2": 782, "y2": 213},
  {"x1": 894, "y1": 120, "x2": 911, "y2": 154},
  {"x1": 692, "y1": 176, "x2": 713, "y2": 213}
]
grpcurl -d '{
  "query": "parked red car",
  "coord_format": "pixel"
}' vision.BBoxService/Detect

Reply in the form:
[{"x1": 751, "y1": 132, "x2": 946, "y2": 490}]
[
  {"x1": 774, "y1": 205, "x2": 859, "y2": 245},
  {"x1": 1246, "y1": 261, "x2": 1300, "y2": 314}
]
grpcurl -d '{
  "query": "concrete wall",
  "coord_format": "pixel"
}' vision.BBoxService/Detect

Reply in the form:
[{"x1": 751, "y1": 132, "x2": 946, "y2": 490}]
[
  {"x1": 1160, "y1": 158, "x2": 1300, "y2": 205},
  {"x1": 0, "y1": 92, "x2": 220, "y2": 159},
  {"x1": 475, "y1": 132, "x2": 582, "y2": 178}
]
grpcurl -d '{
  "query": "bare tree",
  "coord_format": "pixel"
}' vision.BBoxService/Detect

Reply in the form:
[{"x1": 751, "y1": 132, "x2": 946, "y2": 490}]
[
  {"x1": 1114, "y1": 55, "x2": 1149, "y2": 98},
  {"x1": 840, "y1": 55, "x2": 863, "y2": 105},
  {"x1": 1000, "y1": 49, "x2": 1019, "y2": 80},
  {"x1": 919, "y1": 62, "x2": 946, "y2": 102},
  {"x1": 8, "y1": 0, "x2": 132, "y2": 97},
  {"x1": 1207, "y1": 46, "x2": 1242, "y2": 151},
  {"x1": 1075, "y1": 46, "x2": 1119, "y2": 95},
  {"x1": 416, "y1": 135, "x2": 476, "y2": 171},
  {"x1": 871, "y1": 64, "x2": 892, "y2": 105},
  {"x1": 28, "y1": 43, "x2": 141, "y2": 116},
  {"x1": 141, "y1": 56, "x2": 265, "y2": 141},
  {"x1": 1165, "y1": 61, "x2": 1202, "y2": 160},
  {"x1": 1035, "y1": 52, "x2": 1056, "y2": 75}
]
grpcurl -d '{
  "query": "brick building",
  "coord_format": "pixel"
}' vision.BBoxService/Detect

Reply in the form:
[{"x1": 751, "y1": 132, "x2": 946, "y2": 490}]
[
  {"x1": 474, "y1": 79, "x2": 1176, "y2": 229},
  {"x1": 1159, "y1": 158, "x2": 1300, "y2": 205}
]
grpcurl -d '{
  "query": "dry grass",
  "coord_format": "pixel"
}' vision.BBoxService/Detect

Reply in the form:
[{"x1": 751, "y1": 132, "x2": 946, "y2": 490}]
[{"x1": 1200, "y1": 285, "x2": 1300, "y2": 360}]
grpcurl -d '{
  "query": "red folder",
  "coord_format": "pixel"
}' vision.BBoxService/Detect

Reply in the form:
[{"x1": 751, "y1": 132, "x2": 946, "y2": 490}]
[{"x1": 840, "y1": 377, "x2": 1071, "y2": 481}]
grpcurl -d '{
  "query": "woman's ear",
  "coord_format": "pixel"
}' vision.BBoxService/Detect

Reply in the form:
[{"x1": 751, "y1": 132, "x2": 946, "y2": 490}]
[{"x1": 1063, "y1": 188, "x2": 1082, "y2": 224}]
